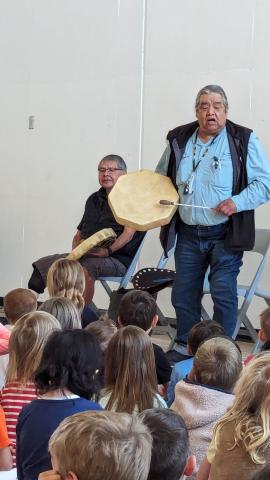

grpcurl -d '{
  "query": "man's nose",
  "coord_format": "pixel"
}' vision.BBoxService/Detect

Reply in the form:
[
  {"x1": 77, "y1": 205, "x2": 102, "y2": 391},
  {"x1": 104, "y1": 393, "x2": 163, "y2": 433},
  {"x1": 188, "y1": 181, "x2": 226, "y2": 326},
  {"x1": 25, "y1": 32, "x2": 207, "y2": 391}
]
[{"x1": 207, "y1": 104, "x2": 215, "y2": 115}]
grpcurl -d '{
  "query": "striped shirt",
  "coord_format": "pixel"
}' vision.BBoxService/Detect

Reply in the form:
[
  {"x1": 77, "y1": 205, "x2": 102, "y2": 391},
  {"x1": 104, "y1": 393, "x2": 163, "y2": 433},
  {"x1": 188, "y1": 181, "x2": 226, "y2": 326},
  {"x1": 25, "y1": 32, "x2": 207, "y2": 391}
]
[{"x1": 0, "y1": 382, "x2": 37, "y2": 466}]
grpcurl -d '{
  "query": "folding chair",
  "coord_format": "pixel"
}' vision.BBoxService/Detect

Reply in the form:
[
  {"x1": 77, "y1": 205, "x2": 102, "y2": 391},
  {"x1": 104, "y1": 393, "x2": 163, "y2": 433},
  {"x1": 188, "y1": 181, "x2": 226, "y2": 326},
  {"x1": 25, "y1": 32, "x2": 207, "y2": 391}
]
[
  {"x1": 97, "y1": 233, "x2": 147, "y2": 297},
  {"x1": 203, "y1": 228, "x2": 270, "y2": 347}
]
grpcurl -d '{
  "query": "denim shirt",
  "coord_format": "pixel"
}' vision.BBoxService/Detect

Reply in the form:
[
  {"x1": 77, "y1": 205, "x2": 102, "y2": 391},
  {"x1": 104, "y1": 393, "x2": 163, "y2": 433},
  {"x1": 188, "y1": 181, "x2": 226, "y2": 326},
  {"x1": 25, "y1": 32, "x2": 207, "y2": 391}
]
[{"x1": 156, "y1": 129, "x2": 270, "y2": 226}]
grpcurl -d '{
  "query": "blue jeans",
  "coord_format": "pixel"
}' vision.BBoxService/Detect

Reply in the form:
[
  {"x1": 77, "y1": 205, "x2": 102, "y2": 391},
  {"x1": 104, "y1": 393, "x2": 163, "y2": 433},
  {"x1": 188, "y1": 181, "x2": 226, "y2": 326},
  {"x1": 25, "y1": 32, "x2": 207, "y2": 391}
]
[{"x1": 172, "y1": 221, "x2": 243, "y2": 344}]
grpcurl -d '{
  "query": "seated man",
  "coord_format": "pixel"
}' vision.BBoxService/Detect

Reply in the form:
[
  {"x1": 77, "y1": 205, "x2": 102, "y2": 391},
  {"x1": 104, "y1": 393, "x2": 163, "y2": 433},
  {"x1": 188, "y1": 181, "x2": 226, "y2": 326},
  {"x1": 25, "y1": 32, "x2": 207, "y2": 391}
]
[{"x1": 29, "y1": 154, "x2": 145, "y2": 303}]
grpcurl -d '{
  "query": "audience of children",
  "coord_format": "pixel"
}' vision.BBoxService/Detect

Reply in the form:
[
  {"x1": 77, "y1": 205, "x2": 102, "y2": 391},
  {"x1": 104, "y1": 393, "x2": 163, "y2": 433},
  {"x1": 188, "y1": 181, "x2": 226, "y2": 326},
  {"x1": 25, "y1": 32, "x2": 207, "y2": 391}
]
[
  {"x1": 16, "y1": 329, "x2": 103, "y2": 480},
  {"x1": 172, "y1": 336, "x2": 242, "y2": 472},
  {"x1": 0, "y1": 311, "x2": 61, "y2": 466},
  {"x1": 40, "y1": 411, "x2": 152, "y2": 480},
  {"x1": 118, "y1": 290, "x2": 171, "y2": 392},
  {"x1": 46, "y1": 257, "x2": 98, "y2": 327},
  {"x1": 39, "y1": 297, "x2": 82, "y2": 329},
  {"x1": 99, "y1": 325, "x2": 167, "y2": 412},
  {"x1": 167, "y1": 320, "x2": 226, "y2": 405},
  {"x1": 139, "y1": 408, "x2": 196, "y2": 480},
  {"x1": 198, "y1": 351, "x2": 270, "y2": 480}
]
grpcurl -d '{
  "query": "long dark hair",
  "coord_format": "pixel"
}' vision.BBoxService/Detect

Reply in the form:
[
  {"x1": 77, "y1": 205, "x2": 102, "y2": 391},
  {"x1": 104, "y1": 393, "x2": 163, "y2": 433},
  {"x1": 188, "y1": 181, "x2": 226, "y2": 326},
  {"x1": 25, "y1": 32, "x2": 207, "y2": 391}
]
[{"x1": 35, "y1": 329, "x2": 102, "y2": 399}]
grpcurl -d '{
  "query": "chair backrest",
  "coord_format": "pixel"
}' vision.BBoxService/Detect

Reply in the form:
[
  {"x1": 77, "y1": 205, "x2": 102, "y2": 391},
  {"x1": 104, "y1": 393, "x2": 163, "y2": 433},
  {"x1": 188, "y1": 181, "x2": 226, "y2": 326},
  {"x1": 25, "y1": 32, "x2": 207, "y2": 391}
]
[{"x1": 252, "y1": 228, "x2": 270, "y2": 256}]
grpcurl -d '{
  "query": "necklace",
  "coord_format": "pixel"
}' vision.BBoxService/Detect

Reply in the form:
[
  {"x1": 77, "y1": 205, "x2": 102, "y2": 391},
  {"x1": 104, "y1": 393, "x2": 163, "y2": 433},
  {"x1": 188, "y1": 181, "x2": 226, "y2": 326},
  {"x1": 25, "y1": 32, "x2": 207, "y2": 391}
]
[{"x1": 183, "y1": 130, "x2": 218, "y2": 195}]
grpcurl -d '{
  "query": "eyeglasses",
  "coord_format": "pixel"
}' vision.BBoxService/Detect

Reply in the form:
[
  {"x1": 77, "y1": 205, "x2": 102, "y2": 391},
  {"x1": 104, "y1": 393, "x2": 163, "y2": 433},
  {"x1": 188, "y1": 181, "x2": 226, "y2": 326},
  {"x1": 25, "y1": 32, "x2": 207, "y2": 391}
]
[{"x1": 98, "y1": 167, "x2": 123, "y2": 173}]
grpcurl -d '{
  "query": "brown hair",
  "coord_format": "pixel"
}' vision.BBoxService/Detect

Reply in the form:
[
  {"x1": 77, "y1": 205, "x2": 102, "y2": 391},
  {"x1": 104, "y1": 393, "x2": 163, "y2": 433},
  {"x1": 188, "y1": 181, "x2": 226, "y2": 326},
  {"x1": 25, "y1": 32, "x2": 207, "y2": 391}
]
[
  {"x1": 49, "y1": 411, "x2": 152, "y2": 480},
  {"x1": 4, "y1": 288, "x2": 37, "y2": 324},
  {"x1": 103, "y1": 326, "x2": 159, "y2": 413},
  {"x1": 85, "y1": 313, "x2": 117, "y2": 351},
  {"x1": 6, "y1": 311, "x2": 61, "y2": 385},
  {"x1": 39, "y1": 297, "x2": 81, "y2": 330},
  {"x1": 47, "y1": 258, "x2": 85, "y2": 311},
  {"x1": 118, "y1": 290, "x2": 157, "y2": 331},
  {"x1": 193, "y1": 336, "x2": 242, "y2": 390},
  {"x1": 260, "y1": 308, "x2": 270, "y2": 340}
]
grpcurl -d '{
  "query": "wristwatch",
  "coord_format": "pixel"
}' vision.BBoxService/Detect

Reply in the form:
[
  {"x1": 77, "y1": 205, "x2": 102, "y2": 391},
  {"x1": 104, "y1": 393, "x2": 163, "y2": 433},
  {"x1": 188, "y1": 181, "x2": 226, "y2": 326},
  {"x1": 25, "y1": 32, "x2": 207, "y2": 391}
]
[{"x1": 107, "y1": 246, "x2": 113, "y2": 256}]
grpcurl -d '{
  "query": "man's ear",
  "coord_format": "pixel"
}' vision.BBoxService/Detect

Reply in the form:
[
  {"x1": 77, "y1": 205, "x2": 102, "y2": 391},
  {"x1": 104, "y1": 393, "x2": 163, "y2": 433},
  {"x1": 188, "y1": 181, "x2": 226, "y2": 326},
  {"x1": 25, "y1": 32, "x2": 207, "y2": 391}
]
[
  {"x1": 183, "y1": 454, "x2": 196, "y2": 477},
  {"x1": 151, "y1": 314, "x2": 159, "y2": 328}
]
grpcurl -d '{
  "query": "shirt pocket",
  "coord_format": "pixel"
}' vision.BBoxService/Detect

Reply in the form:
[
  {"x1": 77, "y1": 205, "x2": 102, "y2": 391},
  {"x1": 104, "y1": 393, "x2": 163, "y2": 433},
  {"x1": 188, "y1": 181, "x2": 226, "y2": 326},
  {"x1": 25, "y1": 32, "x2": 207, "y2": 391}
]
[{"x1": 200, "y1": 153, "x2": 233, "y2": 190}]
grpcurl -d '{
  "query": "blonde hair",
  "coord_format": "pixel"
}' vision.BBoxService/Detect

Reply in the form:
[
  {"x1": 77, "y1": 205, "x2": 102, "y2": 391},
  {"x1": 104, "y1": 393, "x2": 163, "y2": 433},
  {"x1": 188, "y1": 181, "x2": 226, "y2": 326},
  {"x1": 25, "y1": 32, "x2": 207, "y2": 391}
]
[
  {"x1": 39, "y1": 297, "x2": 82, "y2": 330},
  {"x1": 104, "y1": 325, "x2": 159, "y2": 413},
  {"x1": 4, "y1": 288, "x2": 37, "y2": 324},
  {"x1": 6, "y1": 311, "x2": 61, "y2": 385},
  {"x1": 194, "y1": 336, "x2": 242, "y2": 390},
  {"x1": 260, "y1": 308, "x2": 270, "y2": 340},
  {"x1": 213, "y1": 351, "x2": 270, "y2": 464},
  {"x1": 47, "y1": 258, "x2": 85, "y2": 311},
  {"x1": 85, "y1": 313, "x2": 117, "y2": 351},
  {"x1": 49, "y1": 411, "x2": 152, "y2": 480}
]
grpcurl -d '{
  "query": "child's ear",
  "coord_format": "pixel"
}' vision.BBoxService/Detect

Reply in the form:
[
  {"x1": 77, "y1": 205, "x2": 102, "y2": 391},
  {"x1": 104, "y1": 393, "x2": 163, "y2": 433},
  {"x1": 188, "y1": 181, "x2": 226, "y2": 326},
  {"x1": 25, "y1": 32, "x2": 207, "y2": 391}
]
[
  {"x1": 66, "y1": 472, "x2": 79, "y2": 480},
  {"x1": 183, "y1": 454, "x2": 196, "y2": 477},
  {"x1": 117, "y1": 316, "x2": 123, "y2": 327},
  {"x1": 188, "y1": 367, "x2": 196, "y2": 381},
  {"x1": 259, "y1": 329, "x2": 266, "y2": 342},
  {"x1": 187, "y1": 344, "x2": 193, "y2": 355},
  {"x1": 151, "y1": 314, "x2": 159, "y2": 328}
]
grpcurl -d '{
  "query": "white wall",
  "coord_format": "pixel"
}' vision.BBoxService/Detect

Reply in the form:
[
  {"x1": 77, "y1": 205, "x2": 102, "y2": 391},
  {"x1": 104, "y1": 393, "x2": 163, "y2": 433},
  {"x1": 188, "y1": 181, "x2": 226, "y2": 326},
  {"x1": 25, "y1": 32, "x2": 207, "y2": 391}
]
[{"x1": 1, "y1": 0, "x2": 270, "y2": 325}]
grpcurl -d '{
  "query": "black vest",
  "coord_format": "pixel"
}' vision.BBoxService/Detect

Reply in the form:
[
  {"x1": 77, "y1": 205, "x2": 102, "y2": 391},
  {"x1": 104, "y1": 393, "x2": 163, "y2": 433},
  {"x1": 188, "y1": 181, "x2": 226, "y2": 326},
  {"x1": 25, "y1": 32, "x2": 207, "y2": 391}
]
[{"x1": 160, "y1": 119, "x2": 255, "y2": 256}]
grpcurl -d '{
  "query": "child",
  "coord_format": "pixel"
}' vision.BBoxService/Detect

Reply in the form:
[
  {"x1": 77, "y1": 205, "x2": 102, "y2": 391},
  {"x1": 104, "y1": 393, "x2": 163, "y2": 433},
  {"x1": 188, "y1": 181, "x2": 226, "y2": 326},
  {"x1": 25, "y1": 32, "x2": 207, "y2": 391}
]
[
  {"x1": 0, "y1": 288, "x2": 38, "y2": 387},
  {"x1": 118, "y1": 290, "x2": 171, "y2": 390},
  {"x1": 167, "y1": 320, "x2": 225, "y2": 405},
  {"x1": 198, "y1": 352, "x2": 270, "y2": 480},
  {"x1": 99, "y1": 325, "x2": 167, "y2": 412},
  {"x1": 245, "y1": 307, "x2": 270, "y2": 365},
  {"x1": 1, "y1": 311, "x2": 60, "y2": 466},
  {"x1": 0, "y1": 405, "x2": 12, "y2": 471},
  {"x1": 85, "y1": 314, "x2": 117, "y2": 352},
  {"x1": 39, "y1": 411, "x2": 152, "y2": 480},
  {"x1": 39, "y1": 297, "x2": 82, "y2": 330},
  {"x1": 139, "y1": 408, "x2": 196, "y2": 480},
  {"x1": 3, "y1": 288, "x2": 37, "y2": 326},
  {"x1": 16, "y1": 329, "x2": 103, "y2": 480},
  {"x1": 47, "y1": 258, "x2": 98, "y2": 327},
  {"x1": 171, "y1": 336, "x2": 242, "y2": 472}
]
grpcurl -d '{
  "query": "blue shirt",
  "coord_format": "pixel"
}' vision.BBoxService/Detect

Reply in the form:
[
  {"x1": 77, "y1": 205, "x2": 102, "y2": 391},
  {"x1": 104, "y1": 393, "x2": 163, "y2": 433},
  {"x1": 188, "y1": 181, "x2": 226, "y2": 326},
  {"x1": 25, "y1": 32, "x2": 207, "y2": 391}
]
[
  {"x1": 16, "y1": 397, "x2": 102, "y2": 480},
  {"x1": 167, "y1": 357, "x2": 193, "y2": 406},
  {"x1": 156, "y1": 128, "x2": 270, "y2": 225}
]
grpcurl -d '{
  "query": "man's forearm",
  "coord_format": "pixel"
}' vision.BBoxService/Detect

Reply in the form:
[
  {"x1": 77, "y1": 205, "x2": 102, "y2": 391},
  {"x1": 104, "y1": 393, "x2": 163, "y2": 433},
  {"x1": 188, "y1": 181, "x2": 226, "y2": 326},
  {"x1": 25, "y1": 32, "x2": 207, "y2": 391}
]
[
  {"x1": 72, "y1": 230, "x2": 82, "y2": 249},
  {"x1": 109, "y1": 227, "x2": 135, "y2": 253}
]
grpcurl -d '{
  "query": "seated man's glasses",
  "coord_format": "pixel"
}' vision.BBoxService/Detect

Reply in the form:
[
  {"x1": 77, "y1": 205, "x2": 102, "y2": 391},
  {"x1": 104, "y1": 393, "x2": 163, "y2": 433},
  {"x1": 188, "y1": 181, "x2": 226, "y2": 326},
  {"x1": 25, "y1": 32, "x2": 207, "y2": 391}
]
[{"x1": 98, "y1": 167, "x2": 123, "y2": 173}]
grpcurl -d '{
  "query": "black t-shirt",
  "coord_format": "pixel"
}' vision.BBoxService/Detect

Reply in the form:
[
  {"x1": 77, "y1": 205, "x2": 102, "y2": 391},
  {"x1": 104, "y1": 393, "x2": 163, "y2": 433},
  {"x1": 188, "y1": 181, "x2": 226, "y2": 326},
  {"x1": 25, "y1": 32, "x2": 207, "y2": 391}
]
[
  {"x1": 153, "y1": 343, "x2": 172, "y2": 384},
  {"x1": 77, "y1": 188, "x2": 145, "y2": 268}
]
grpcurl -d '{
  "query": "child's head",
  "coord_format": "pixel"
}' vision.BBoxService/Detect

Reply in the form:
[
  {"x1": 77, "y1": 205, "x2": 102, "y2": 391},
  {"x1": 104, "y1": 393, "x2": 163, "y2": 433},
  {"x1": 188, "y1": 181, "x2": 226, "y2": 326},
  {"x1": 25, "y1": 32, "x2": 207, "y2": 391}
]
[
  {"x1": 35, "y1": 329, "x2": 102, "y2": 399},
  {"x1": 215, "y1": 351, "x2": 270, "y2": 464},
  {"x1": 39, "y1": 297, "x2": 82, "y2": 330},
  {"x1": 139, "y1": 409, "x2": 196, "y2": 480},
  {"x1": 187, "y1": 320, "x2": 226, "y2": 355},
  {"x1": 192, "y1": 336, "x2": 242, "y2": 391},
  {"x1": 6, "y1": 311, "x2": 61, "y2": 384},
  {"x1": 47, "y1": 258, "x2": 85, "y2": 311},
  {"x1": 4, "y1": 288, "x2": 37, "y2": 325},
  {"x1": 118, "y1": 290, "x2": 158, "y2": 331},
  {"x1": 259, "y1": 308, "x2": 270, "y2": 343},
  {"x1": 49, "y1": 411, "x2": 152, "y2": 480},
  {"x1": 85, "y1": 314, "x2": 117, "y2": 352},
  {"x1": 104, "y1": 325, "x2": 158, "y2": 413}
]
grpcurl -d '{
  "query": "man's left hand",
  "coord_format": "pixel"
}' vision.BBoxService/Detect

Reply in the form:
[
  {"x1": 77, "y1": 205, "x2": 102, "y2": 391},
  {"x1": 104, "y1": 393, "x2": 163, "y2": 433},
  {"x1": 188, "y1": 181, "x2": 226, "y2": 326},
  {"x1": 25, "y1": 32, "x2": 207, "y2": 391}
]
[
  {"x1": 215, "y1": 198, "x2": 237, "y2": 216},
  {"x1": 88, "y1": 247, "x2": 109, "y2": 257}
]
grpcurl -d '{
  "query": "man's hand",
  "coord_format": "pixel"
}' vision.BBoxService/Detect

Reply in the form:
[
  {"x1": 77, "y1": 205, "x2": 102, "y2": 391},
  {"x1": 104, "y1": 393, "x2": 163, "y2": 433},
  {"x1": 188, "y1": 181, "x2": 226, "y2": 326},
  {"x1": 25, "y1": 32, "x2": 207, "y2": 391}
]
[
  {"x1": 88, "y1": 247, "x2": 109, "y2": 257},
  {"x1": 215, "y1": 198, "x2": 237, "y2": 216},
  {"x1": 38, "y1": 470, "x2": 62, "y2": 480}
]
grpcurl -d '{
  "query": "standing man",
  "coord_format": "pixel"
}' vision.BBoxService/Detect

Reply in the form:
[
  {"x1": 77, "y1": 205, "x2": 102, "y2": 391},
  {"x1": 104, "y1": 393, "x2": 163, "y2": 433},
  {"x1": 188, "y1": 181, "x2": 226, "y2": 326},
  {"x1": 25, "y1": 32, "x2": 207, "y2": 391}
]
[
  {"x1": 29, "y1": 154, "x2": 145, "y2": 304},
  {"x1": 156, "y1": 85, "x2": 270, "y2": 353}
]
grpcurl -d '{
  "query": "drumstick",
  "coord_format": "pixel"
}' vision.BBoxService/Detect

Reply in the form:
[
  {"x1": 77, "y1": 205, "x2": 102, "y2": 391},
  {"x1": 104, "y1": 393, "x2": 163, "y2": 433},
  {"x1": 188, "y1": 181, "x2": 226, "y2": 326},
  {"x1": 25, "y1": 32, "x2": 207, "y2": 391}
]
[{"x1": 159, "y1": 199, "x2": 212, "y2": 210}]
